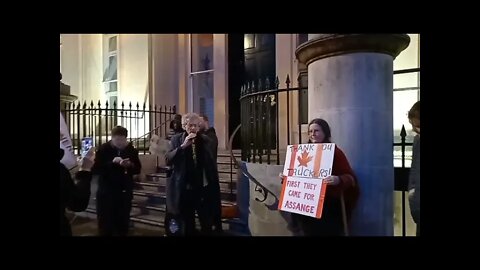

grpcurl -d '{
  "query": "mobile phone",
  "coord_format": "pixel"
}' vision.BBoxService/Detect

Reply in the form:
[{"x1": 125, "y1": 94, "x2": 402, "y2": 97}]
[{"x1": 81, "y1": 137, "x2": 94, "y2": 158}]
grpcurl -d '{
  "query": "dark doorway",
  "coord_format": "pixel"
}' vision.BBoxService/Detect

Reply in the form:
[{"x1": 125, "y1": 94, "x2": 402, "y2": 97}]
[
  {"x1": 228, "y1": 34, "x2": 276, "y2": 149},
  {"x1": 228, "y1": 34, "x2": 245, "y2": 149},
  {"x1": 243, "y1": 34, "x2": 276, "y2": 84}
]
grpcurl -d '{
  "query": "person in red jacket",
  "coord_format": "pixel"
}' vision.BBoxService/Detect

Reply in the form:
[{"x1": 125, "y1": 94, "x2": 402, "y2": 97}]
[{"x1": 281, "y1": 118, "x2": 359, "y2": 236}]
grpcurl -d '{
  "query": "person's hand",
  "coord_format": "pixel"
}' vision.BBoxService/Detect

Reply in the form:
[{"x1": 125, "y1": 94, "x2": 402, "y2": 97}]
[
  {"x1": 279, "y1": 172, "x2": 286, "y2": 184},
  {"x1": 324, "y1": 175, "x2": 340, "y2": 186},
  {"x1": 181, "y1": 133, "x2": 197, "y2": 149},
  {"x1": 120, "y1": 158, "x2": 131, "y2": 168},
  {"x1": 113, "y1": 156, "x2": 123, "y2": 164},
  {"x1": 79, "y1": 147, "x2": 95, "y2": 171}
]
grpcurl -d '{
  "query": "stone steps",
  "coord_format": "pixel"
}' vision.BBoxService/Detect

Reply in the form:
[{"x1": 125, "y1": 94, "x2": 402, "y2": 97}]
[
  {"x1": 82, "y1": 199, "x2": 244, "y2": 235},
  {"x1": 74, "y1": 132, "x2": 247, "y2": 235}
]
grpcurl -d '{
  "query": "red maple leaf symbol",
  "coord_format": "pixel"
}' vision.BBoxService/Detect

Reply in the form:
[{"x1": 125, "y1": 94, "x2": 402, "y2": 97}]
[{"x1": 297, "y1": 150, "x2": 312, "y2": 167}]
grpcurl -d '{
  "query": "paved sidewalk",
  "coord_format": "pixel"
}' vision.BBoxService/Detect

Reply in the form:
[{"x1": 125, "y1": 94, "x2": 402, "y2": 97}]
[{"x1": 69, "y1": 214, "x2": 165, "y2": 236}]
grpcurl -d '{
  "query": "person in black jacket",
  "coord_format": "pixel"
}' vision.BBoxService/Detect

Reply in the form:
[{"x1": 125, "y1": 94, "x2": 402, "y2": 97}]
[
  {"x1": 165, "y1": 113, "x2": 221, "y2": 236},
  {"x1": 92, "y1": 126, "x2": 141, "y2": 236},
  {"x1": 407, "y1": 101, "x2": 420, "y2": 236},
  {"x1": 60, "y1": 147, "x2": 94, "y2": 236},
  {"x1": 170, "y1": 114, "x2": 185, "y2": 135},
  {"x1": 199, "y1": 115, "x2": 218, "y2": 161},
  {"x1": 198, "y1": 114, "x2": 222, "y2": 233}
]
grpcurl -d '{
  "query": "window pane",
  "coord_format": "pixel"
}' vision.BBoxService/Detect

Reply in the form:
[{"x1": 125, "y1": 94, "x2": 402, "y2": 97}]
[
  {"x1": 105, "y1": 81, "x2": 118, "y2": 93},
  {"x1": 394, "y1": 71, "x2": 419, "y2": 90},
  {"x1": 103, "y1": 66, "x2": 110, "y2": 82},
  {"x1": 393, "y1": 145, "x2": 413, "y2": 168},
  {"x1": 109, "y1": 56, "x2": 117, "y2": 80},
  {"x1": 103, "y1": 55, "x2": 117, "y2": 81},
  {"x1": 192, "y1": 72, "x2": 214, "y2": 125},
  {"x1": 111, "y1": 67, "x2": 117, "y2": 81},
  {"x1": 393, "y1": 89, "x2": 418, "y2": 140},
  {"x1": 191, "y1": 34, "x2": 213, "y2": 72},
  {"x1": 109, "y1": 36, "x2": 117, "y2": 52},
  {"x1": 109, "y1": 82, "x2": 117, "y2": 92},
  {"x1": 394, "y1": 34, "x2": 419, "y2": 70},
  {"x1": 244, "y1": 34, "x2": 255, "y2": 49}
]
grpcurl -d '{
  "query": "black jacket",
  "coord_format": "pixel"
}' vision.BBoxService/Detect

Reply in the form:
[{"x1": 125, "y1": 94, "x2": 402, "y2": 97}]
[
  {"x1": 60, "y1": 148, "x2": 92, "y2": 236},
  {"x1": 408, "y1": 135, "x2": 420, "y2": 224},
  {"x1": 165, "y1": 132, "x2": 220, "y2": 215},
  {"x1": 92, "y1": 142, "x2": 141, "y2": 193},
  {"x1": 200, "y1": 127, "x2": 218, "y2": 161}
]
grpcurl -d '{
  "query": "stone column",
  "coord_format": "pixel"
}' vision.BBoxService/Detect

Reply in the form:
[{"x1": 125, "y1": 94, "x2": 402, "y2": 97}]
[
  {"x1": 60, "y1": 78, "x2": 77, "y2": 118},
  {"x1": 213, "y1": 34, "x2": 229, "y2": 151},
  {"x1": 296, "y1": 34, "x2": 410, "y2": 236}
]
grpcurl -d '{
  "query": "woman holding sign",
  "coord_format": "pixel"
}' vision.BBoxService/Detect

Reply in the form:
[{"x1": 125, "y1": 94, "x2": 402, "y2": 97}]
[{"x1": 281, "y1": 118, "x2": 359, "y2": 236}]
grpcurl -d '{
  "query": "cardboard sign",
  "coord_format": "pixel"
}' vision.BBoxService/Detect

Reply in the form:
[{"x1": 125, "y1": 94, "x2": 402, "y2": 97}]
[
  {"x1": 278, "y1": 143, "x2": 335, "y2": 218},
  {"x1": 278, "y1": 176, "x2": 327, "y2": 218},
  {"x1": 60, "y1": 112, "x2": 77, "y2": 169}
]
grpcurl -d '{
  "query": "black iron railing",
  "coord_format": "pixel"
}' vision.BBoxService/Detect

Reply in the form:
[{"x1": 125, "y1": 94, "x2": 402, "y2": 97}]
[
  {"x1": 62, "y1": 101, "x2": 176, "y2": 155},
  {"x1": 394, "y1": 124, "x2": 414, "y2": 236},
  {"x1": 229, "y1": 123, "x2": 277, "y2": 206},
  {"x1": 240, "y1": 75, "x2": 307, "y2": 165}
]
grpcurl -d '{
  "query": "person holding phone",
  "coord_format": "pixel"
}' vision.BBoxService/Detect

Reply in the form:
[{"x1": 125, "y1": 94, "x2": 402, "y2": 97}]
[
  {"x1": 92, "y1": 126, "x2": 141, "y2": 236},
  {"x1": 81, "y1": 137, "x2": 93, "y2": 158},
  {"x1": 60, "y1": 147, "x2": 95, "y2": 236}
]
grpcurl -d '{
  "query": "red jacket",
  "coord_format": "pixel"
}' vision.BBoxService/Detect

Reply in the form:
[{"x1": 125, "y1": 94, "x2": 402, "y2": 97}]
[{"x1": 327, "y1": 146, "x2": 360, "y2": 218}]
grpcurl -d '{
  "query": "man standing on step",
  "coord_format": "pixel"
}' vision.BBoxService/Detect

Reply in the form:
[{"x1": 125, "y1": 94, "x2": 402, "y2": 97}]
[
  {"x1": 170, "y1": 114, "x2": 185, "y2": 135},
  {"x1": 92, "y1": 126, "x2": 141, "y2": 236},
  {"x1": 165, "y1": 113, "x2": 220, "y2": 236},
  {"x1": 199, "y1": 114, "x2": 222, "y2": 234},
  {"x1": 199, "y1": 115, "x2": 218, "y2": 161}
]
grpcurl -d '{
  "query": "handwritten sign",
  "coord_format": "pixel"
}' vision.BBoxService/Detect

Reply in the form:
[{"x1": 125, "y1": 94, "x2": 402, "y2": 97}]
[
  {"x1": 278, "y1": 176, "x2": 327, "y2": 218},
  {"x1": 278, "y1": 143, "x2": 335, "y2": 218},
  {"x1": 60, "y1": 112, "x2": 77, "y2": 169}
]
